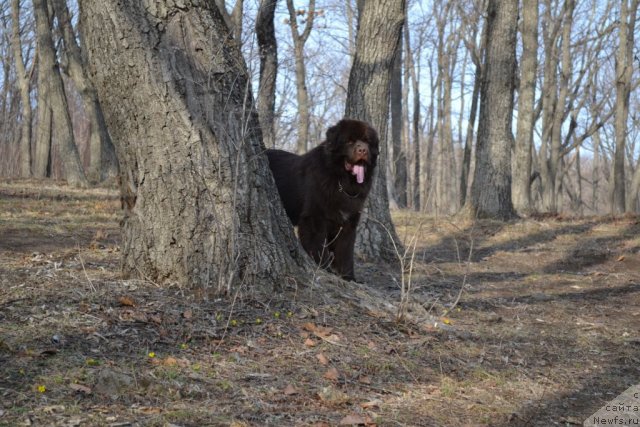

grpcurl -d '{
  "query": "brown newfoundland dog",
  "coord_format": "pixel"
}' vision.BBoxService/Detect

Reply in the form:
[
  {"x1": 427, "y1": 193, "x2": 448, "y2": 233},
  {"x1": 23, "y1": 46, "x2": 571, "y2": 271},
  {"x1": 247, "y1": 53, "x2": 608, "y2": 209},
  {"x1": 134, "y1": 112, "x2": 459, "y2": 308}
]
[{"x1": 266, "y1": 119, "x2": 379, "y2": 281}]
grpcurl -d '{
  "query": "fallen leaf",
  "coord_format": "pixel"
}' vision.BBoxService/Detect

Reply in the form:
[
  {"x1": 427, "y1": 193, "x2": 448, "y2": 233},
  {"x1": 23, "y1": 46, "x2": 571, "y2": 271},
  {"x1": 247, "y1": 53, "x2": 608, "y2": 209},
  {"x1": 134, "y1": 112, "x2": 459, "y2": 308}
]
[
  {"x1": 323, "y1": 367, "x2": 339, "y2": 381},
  {"x1": 617, "y1": 255, "x2": 625, "y2": 262},
  {"x1": 339, "y1": 414, "x2": 366, "y2": 425},
  {"x1": 182, "y1": 309, "x2": 193, "y2": 319},
  {"x1": 163, "y1": 356, "x2": 178, "y2": 366},
  {"x1": 69, "y1": 383, "x2": 92, "y2": 395},
  {"x1": 283, "y1": 384, "x2": 298, "y2": 395},
  {"x1": 358, "y1": 375, "x2": 371, "y2": 384},
  {"x1": 303, "y1": 322, "x2": 318, "y2": 332},
  {"x1": 118, "y1": 296, "x2": 135, "y2": 307},
  {"x1": 316, "y1": 352, "x2": 329, "y2": 365},
  {"x1": 360, "y1": 399, "x2": 382, "y2": 409},
  {"x1": 304, "y1": 338, "x2": 316, "y2": 347}
]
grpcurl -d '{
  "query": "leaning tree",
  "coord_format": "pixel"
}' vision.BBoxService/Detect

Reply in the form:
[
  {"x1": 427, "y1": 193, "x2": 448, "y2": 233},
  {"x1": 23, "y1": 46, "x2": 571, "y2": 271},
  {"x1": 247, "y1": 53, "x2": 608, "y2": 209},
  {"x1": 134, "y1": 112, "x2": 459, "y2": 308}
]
[{"x1": 79, "y1": 1, "x2": 309, "y2": 293}]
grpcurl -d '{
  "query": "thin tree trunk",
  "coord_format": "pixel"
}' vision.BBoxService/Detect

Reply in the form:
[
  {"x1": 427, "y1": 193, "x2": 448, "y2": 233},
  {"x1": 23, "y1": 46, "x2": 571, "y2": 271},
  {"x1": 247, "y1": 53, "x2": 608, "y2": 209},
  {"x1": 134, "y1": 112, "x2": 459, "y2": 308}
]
[
  {"x1": 215, "y1": 0, "x2": 244, "y2": 43},
  {"x1": 346, "y1": 0, "x2": 405, "y2": 261},
  {"x1": 404, "y1": 24, "x2": 421, "y2": 211},
  {"x1": 255, "y1": 0, "x2": 278, "y2": 149},
  {"x1": 614, "y1": 0, "x2": 639, "y2": 213},
  {"x1": 513, "y1": 0, "x2": 539, "y2": 214},
  {"x1": 80, "y1": 0, "x2": 309, "y2": 292},
  {"x1": 390, "y1": 29, "x2": 407, "y2": 208},
  {"x1": 52, "y1": 0, "x2": 118, "y2": 183},
  {"x1": 465, "y1": 0, "x2": 517, "y2": 220},
  {"x1": 10, "y1": 0, "x2": 32, "y2": 178},
  {"x1": 286, "y1": 0, "x2": 315, "y2": 154},
  {"x1": 422, "y1": 60, "x2": 437, "y2": 212},
  {"x1": 33, "y1": 0, "x2": 87, "y2": 187},
  {"x1": 538, "y1": 0, "x2": 561, "y2": 213},
  {"x1": 547, "y1": 0, "x2": 575, "y2": 213},
  {"x1": 460, "y1": 53, "x2": 482, "y2": 209}
]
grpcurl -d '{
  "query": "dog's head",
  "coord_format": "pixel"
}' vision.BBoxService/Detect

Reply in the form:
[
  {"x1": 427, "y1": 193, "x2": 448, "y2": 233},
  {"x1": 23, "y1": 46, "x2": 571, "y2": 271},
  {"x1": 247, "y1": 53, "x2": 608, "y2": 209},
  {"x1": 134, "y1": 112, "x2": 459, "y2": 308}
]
[{"x1": 324, "y1": 119, "x2": 379, "y2": 185}]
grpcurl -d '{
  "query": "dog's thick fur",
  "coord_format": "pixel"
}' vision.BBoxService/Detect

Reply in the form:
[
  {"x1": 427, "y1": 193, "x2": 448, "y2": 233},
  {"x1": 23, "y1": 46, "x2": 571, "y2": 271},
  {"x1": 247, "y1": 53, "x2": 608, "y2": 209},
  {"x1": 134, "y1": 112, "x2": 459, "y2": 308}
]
[{"x1": 266, "y1": 119, "x2": 379, "y2": 280}]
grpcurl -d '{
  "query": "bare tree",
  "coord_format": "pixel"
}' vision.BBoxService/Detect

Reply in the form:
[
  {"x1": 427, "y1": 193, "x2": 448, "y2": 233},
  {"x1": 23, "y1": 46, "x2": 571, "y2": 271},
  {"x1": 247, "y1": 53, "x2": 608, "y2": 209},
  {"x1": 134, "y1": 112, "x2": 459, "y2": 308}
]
[
  {"x1": 51, "y1": 0, "x2": 117, "y2": 183},
  {"x1": 404, "y1": 16, "x2": 422, "y2": 211},
  {"x1": 255, "y1": 0, "x2": 278, "y2": 148},
  {"x1": 80, "y1": 0, "x2": 309, "y2": 291},
  {"x1": 390, "y1": 26, "x2": 407, "y2": 208},
  {"x1": 286, "y1": 0, "x2": 316, "y2": 154},
  {"x1": 10, "y1": 0, "x2": 32, "y2": 178},
  {"x1": 513, "y1": 0, "x2": 539, "y2": 214},
  {"x1": 458, "y1": 0, "x2": 486, "y2": 208},
  {"x1": 433, "y1": 1, "x2": 460, "y2": 215},
  {"x1": 215, "y1": 0, "x2": 244, "y2": 43},
  {"x1": 465, "y1": 0, "x2": 517, "y2": 220},
  {"x1": 32, "y1": 0, "x2": 87, "y2": 186},
  {"x1": 346, "y1": 0, "x2": 405, "y2": 260},
  {"x1": 612, "y1": 0, "x2": 639, "y2": 213}
]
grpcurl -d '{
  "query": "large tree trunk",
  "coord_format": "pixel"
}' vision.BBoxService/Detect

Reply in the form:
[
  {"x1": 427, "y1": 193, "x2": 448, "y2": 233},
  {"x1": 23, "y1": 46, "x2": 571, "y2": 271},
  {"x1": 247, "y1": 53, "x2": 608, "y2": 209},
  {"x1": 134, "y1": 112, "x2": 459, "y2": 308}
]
[
  {"x1": 512, "y1": 0, "x2": 539, "y2": 214},
  {"x1": 79, "y1": 0, "x2": 308, "y2": 292},
  {"x1": 286, "y1": 0, "x2": 315, "y2": 154},
  {"x1": 614, "y1": 0, "x2": 639, "y2": 213},
  {"x1": 33, "y1": 0, "x2": 87, "y2": 187},
  {"x1": 52, "y1": 0, "x2": 118, "y2": 183},
  {"x1": 346, "y1": 0, "x2": 405, "y2": 261},
  {"x1": 255, "y1": 0, "x2": 278, "y2": 148},
  {"x1": 10, "y1": 0, "x2": 32, "y2": 178},
  {"x1": 465, "y1": 0, "x2": 517, "y2": 220}
]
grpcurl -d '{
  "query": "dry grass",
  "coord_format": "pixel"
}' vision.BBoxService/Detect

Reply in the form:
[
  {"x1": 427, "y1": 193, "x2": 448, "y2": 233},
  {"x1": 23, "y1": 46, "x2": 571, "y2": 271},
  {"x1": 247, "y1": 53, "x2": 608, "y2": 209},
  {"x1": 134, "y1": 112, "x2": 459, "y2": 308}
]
[{"x1": 1, "y1": 180, "x2": 639, "y2": 426}]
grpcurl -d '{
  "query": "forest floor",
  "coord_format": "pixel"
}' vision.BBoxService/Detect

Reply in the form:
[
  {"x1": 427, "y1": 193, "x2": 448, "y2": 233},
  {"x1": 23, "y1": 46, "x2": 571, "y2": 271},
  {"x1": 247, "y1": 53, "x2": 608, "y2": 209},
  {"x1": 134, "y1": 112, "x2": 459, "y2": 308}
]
[{"x1": 1, "y1": 180, "x2": 639, "y2": 427}]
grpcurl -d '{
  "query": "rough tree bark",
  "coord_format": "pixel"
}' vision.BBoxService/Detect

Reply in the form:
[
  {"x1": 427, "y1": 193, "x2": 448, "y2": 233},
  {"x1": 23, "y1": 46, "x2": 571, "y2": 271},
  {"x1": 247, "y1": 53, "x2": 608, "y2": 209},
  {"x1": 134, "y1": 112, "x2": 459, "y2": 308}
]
[
  {"x1": 79, "y1": 0, "x2": 309, "y2": 292},
  {"x1": 465, "y1": 0, "x2": 517, "y2": 220},
  {"x1": 52, "y1": 0, "x2": 118, "y2": 183},
  {"x1": 346, "y1": 0, "x2": 405, "y2": 260},
  {"x1": 10, "y1": 0, "x2": 32, "y2": 178},
  {"x1": 32, "y1": 0, "x2": 87, "y2": 187},
  {"x1": 255, "y1": 0, "x2": 278, "y2": 148},
  {"x1": 286, "y1": 0, "x2": 315, "y2": 154},
  {"x1": 513, "y1": 0, "x2": 539, "y2": 214}
]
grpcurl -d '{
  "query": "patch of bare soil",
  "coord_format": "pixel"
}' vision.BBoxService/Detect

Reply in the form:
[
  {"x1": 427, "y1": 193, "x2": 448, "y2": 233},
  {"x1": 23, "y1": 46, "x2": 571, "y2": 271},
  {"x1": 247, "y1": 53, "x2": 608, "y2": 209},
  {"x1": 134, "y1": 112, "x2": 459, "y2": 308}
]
[{"x1": 1, "y1": 181, "x2": 639, "y2": 427}]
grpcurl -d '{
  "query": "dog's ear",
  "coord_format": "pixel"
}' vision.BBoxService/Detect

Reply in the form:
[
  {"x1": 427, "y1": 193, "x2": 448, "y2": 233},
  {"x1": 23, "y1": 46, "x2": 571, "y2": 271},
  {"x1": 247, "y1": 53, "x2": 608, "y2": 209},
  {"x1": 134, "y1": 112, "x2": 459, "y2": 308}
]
[{"x1": 325, "y1": 123, "x2": 340, "y2": 143}]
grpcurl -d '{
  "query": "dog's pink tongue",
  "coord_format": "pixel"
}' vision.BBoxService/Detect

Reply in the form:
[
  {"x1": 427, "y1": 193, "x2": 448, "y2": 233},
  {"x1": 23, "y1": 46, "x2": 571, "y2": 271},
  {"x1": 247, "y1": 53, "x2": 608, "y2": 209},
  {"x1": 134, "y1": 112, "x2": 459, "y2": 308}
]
[{"x1": 352, "y1": 165, "x2": 365, "y2": 184}]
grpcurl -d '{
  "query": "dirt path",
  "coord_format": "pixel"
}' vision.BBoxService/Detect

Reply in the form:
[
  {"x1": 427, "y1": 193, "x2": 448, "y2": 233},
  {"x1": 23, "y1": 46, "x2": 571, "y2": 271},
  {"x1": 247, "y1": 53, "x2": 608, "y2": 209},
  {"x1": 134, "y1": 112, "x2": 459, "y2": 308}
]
[{"x1": 1, "y1": 181, "x2": 639, "y2": 426}]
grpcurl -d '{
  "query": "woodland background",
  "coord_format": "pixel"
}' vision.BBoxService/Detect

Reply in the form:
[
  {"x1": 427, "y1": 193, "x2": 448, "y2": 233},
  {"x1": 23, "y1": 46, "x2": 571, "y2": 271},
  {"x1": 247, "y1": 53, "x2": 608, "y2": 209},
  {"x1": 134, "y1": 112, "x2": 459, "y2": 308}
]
[{"x1": 1, "y1": 0, "x2": 638, "y2": 217}]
